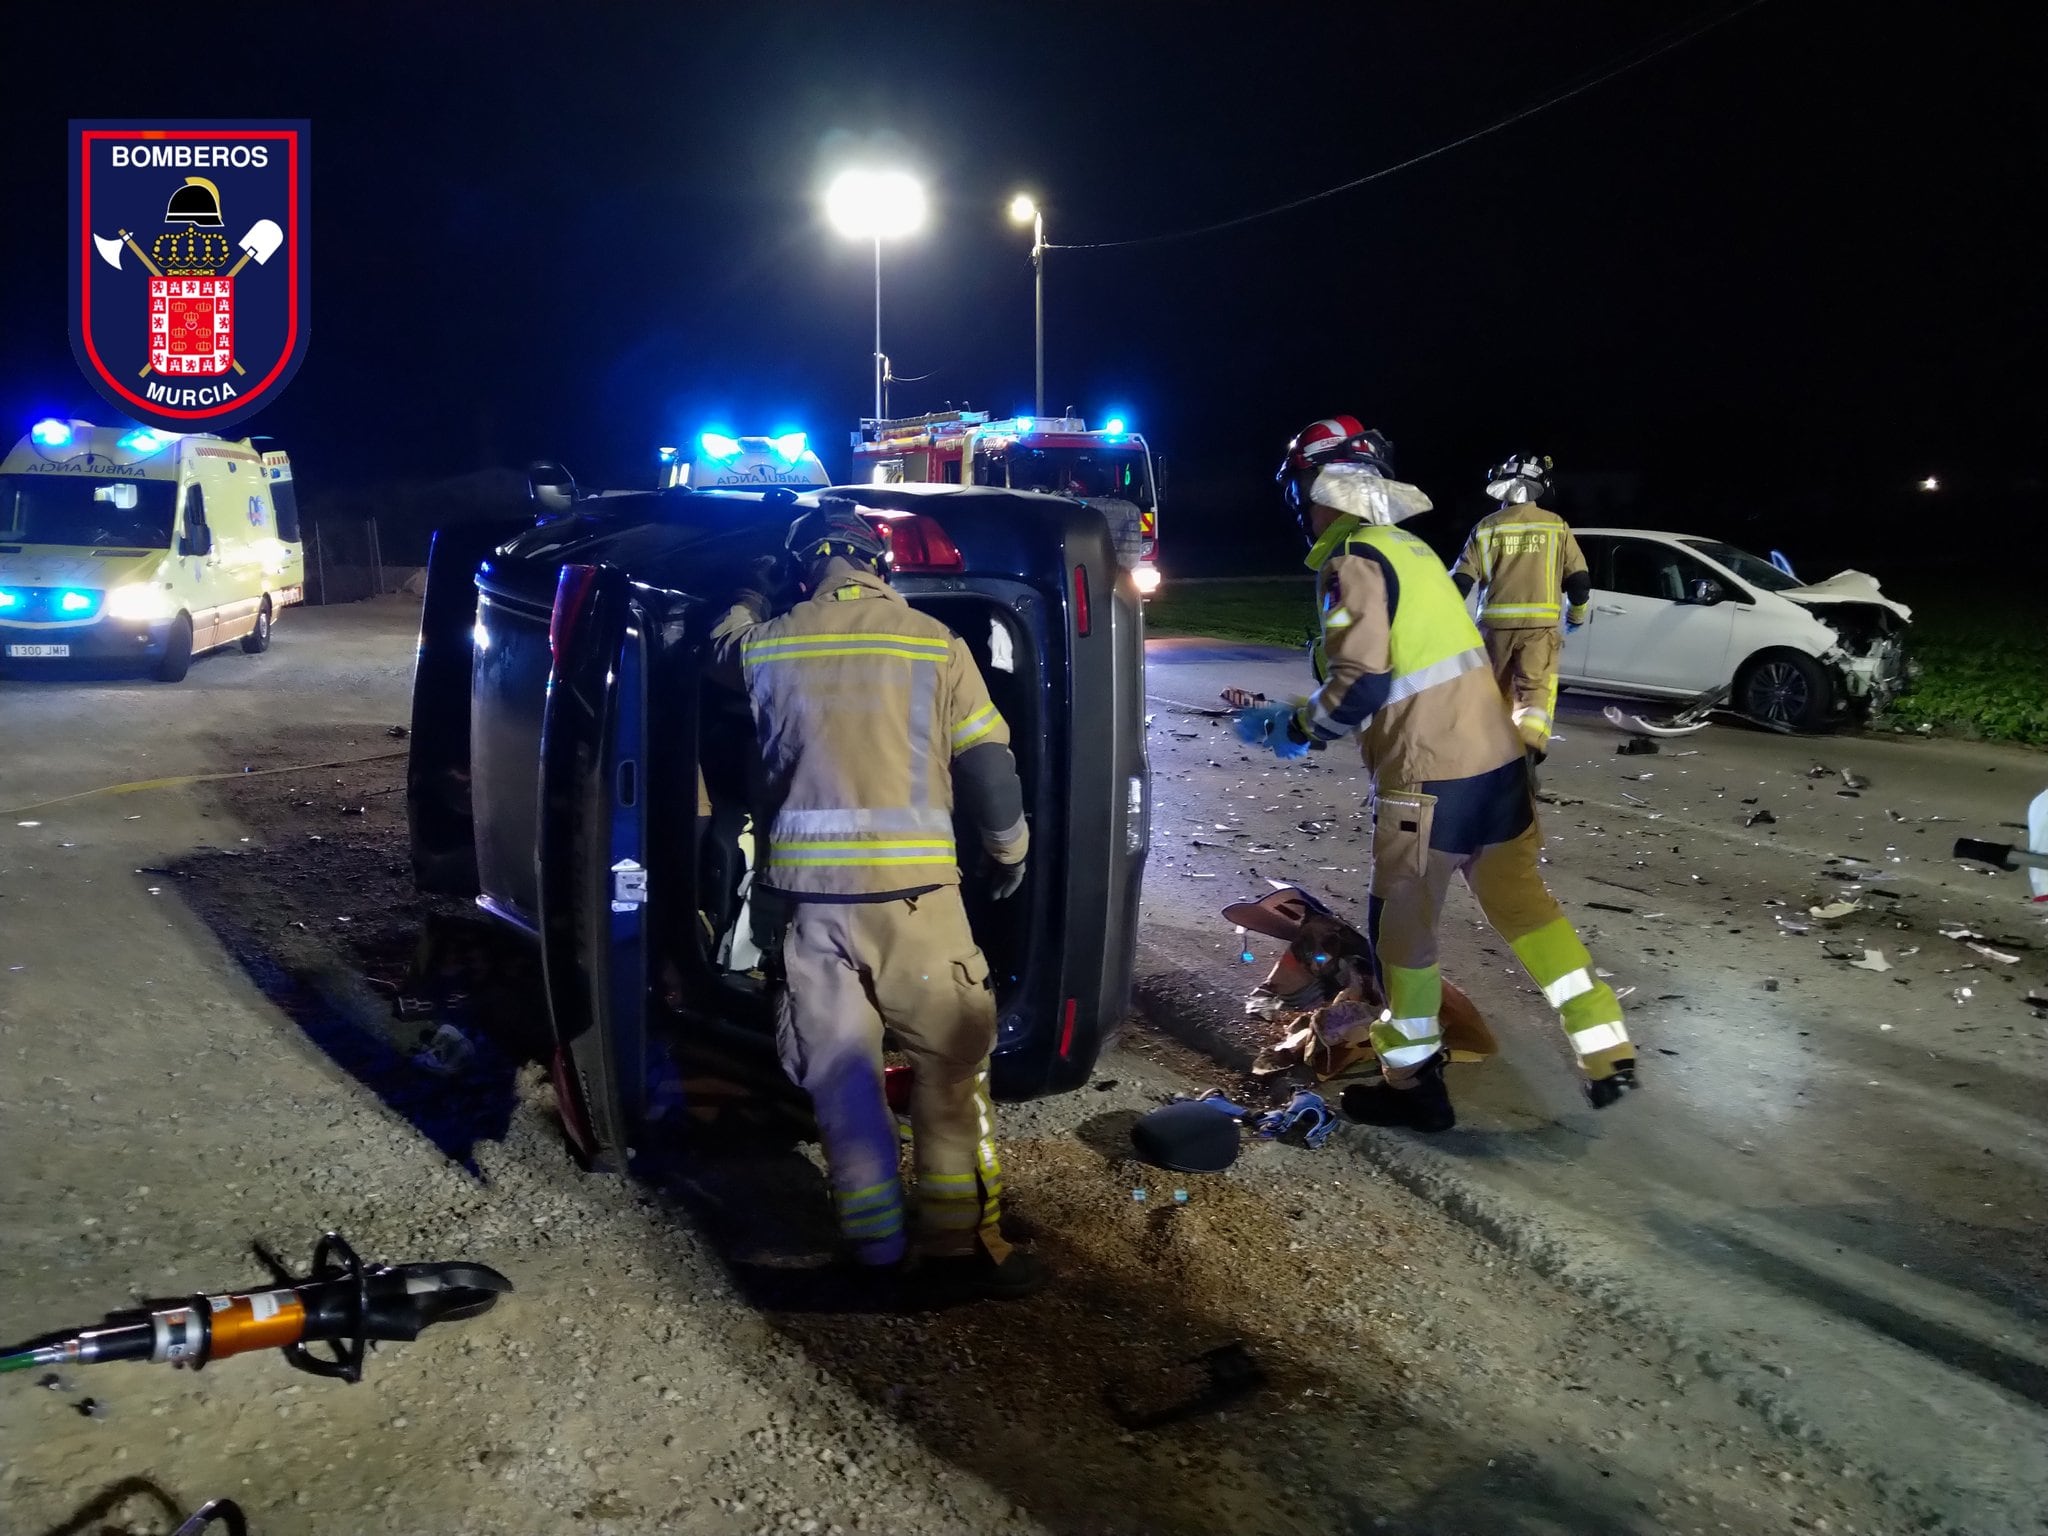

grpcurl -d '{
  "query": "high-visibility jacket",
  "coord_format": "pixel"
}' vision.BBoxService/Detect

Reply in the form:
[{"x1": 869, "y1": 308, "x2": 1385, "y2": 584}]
[
  {"x1": 1452, "y1": 503, "x2": 1590, "y2": 629},
  {"x1": 711, "y1": 561, "x2": 1027, "y2": 897},
  {"x1": 1295, "y1": 516, "x2": 1522, "y2": 790}
]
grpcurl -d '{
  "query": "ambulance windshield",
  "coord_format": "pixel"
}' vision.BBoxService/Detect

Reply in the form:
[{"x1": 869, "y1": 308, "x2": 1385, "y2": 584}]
[
  {"x1": 0, "y1": 474, "x2": 178, "y2": 549},
  {"x1": 1000, "y1": 447, "x2": 1154, "y2": 507}
]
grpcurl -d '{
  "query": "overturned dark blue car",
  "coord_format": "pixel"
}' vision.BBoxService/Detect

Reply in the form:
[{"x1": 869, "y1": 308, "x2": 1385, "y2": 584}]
[{"x1": 406, "y1": 479, "x2": 1151, "y2": 1170}]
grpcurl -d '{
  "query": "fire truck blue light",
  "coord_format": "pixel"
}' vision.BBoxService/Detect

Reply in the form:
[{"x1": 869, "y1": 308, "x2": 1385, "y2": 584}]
[{"x1": 1104, "y1": 416, "x2": 1127, "y2": 436}]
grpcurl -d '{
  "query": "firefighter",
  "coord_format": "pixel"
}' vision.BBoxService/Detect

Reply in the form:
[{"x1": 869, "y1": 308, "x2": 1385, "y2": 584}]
[
  {"x1": 710, "y1": 501, "x2": 1040, "y2": 1296},
  {"x1": 1234, "y1": 419, "x2": 1637, "y2": 1128},
  {"x1": 1451, "y1": 453, "x2": 1591, "y2": 760}
]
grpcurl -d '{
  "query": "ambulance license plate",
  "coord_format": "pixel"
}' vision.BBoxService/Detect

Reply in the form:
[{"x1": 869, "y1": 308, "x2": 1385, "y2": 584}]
[{"x1": 6, "y1": 644, "x2": 69, "y2": 658}]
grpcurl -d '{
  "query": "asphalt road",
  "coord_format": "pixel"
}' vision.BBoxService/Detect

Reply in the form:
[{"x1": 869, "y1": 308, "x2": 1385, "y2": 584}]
[{"x1": 1142, "y1": 636, "x2": 2048, "y2": 1532}]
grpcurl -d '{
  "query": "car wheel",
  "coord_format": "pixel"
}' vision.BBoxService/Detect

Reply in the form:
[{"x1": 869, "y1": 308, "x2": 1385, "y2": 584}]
[
  {"x1": 241, "y1": 599, "x2": 272, "y2": 654},
  {"x1": 154, "y1": 614, "x2": 194, "y2": 682},
  {"x1": 1738, "y1": 651, "x2": 1828, "y2": 731}
]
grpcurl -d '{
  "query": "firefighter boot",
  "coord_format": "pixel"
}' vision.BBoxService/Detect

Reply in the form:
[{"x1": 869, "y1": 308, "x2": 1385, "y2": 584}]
[
  {"x1": 1340, "y1": 1051, "x2": 1455, "y2": 1133},
  {"x1": 910, "y1": 1234, "x2": 1048, "y2": 1301},
  {"x1": 1584, "y1": 1056, "x2": 1640, "y2": 1109}
]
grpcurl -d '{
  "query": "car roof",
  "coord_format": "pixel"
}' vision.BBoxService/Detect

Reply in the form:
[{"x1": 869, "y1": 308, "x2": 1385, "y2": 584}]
[{"x1": 1572, "y1": 528, "x2": 1710, "y2": 541}]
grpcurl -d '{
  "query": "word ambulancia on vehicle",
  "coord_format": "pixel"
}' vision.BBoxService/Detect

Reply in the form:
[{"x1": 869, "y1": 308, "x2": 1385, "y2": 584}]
[{"x1": 68, "y1": 122, "x2": 311, "y2": 431}]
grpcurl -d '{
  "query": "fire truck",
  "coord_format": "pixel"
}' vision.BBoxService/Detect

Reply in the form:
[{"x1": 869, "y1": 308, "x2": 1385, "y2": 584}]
[{"x1": 850, "y1": 411, "x2": 1161, "y2": 594}]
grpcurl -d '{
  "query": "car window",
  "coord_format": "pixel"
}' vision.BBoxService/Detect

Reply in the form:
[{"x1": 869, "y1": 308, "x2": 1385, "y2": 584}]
[
  {"x1": 1608, "y1": 539, "x2": 1717, "y2": 603},
  {"x1": 1679, "y1": 539, "x2": 1799, "y2": 592},
  {"x1": 1576, "y1": 534, "x2": 1614, "y2": 587}
]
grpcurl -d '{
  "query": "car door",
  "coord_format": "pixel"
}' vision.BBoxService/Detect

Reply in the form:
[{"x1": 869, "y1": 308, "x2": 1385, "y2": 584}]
[
  {"x1": 180, "y1": 484, "x2": 220, "y2": 649},
  {"x1": 1583, "y1": 537, "x2": 1736, "y2": 695},
  {"x1": 1556, "y1": 534, "x2": 1610, "y2": 684},
  {"x1": 535, "y1": 562, "x2": 651, "y2": 1172}
]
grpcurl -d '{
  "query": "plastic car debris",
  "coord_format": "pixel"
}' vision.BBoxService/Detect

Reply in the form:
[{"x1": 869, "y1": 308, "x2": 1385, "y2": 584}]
[
  {"x1": 412, "y1": 1021, "x2": 476, "y2": 1077},
  {"x1": 1841, "y1": 769, "x2": 1870, "y2": 790},
  {"x1": 1745, "y1": 808, "x2": 1777, "y2": 827},
  {"x1": 1250, "y1": 1090, "x2": 1341, "y2": 1149},
  {"x1": 1616, "y1": 736, "x2": 1659, "y2": 756},
  {"x1": 1848, "y1": 949, "x2": 1892, "y2": 972},
  {"x1": 1807, "y1": 764, "x2": 1832, "y2": 779},
  {"x1": 1809, "y1": 900, "x2": 1862, "y2": 921}
]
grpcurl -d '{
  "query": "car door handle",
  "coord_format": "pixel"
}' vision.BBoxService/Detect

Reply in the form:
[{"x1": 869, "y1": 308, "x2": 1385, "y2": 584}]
[{"x1": 1594, "y1": 604, "x2": 1626, "y2": 615}]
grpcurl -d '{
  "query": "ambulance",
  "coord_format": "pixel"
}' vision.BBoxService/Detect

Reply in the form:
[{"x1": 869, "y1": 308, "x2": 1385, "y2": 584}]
[
  {"x1": 0, "y1": 418, "x2": 303, "y2": 681},
  {"x1": 657, "y1": 431, "x2": 831, "y2": 491}
]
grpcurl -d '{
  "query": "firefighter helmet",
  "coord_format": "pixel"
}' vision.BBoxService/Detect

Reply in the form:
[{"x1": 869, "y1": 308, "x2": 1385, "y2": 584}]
[
  {"x1": 786, "y1": 499, "x2": 888, "y2": 574},
  {"x1": 165, "y1": 176, "x2": 224, "y2": 229},
  {"x1": 1276, "y1": 418, "x2": 1396, "y2": 530},
  {"x1": 1485, "y1": 453, "x2": 1554, "y2": 504}
]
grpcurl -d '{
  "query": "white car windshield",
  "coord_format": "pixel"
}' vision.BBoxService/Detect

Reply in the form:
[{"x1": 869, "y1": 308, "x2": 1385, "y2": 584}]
[{"x1": 1680, "y1": 538, "x2": 1803, "y2": 593}]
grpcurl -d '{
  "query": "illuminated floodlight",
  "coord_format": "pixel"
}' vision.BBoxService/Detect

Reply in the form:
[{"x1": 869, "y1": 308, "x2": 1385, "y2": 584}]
[{"x1": 825, "y1": 169, "x2": 927, "y2": 241}]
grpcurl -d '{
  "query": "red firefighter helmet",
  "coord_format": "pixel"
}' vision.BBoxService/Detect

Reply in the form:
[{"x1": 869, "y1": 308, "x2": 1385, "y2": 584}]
[{"x1": 1276, "y1": 418, "x2": 1395, "y2": 526}]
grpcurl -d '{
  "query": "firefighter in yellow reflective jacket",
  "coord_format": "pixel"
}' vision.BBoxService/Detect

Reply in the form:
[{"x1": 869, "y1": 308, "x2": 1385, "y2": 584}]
[
  {"x1": 711, "y1": 502, "x2": 1040, "y2": 1296},
  {"x1": 1235, "y1": 419, "x2": 1637, "y2": 1128},
  {"x1": 1451, "y1": 453, "x2": 1591, "y2": 759}
]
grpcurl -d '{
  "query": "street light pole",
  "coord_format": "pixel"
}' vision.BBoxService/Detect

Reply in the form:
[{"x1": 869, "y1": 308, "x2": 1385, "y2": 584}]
[
  {"x1": 826, "y1": 167, "x2": 927, "y2": 425},
  {"x1": 1030, "y1": 206, "x2": 1045, "y2": 418},
  {"x1": 1010, "y1": 194, "x2": 1046, "y2": 417}
]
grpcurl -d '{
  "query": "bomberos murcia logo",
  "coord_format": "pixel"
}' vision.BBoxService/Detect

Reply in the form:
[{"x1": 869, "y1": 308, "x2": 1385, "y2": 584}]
[{"x1": 69, "y1": 121, "x2": 310, "y2": 431}]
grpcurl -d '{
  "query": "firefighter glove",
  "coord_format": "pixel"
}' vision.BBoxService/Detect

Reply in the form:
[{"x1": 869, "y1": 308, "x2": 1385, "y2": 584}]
[
  {"x1": 984, "y1": 855, "x2": 1028, "y2": 901},
  {"x1": 1234, "y1": 701, "x2": 1311, "y2": 760}
]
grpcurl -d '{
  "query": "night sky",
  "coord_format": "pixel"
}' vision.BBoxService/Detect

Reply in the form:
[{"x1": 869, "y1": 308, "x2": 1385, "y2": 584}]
[{"x1": 2, "y1": 2, "x2": 2038, "y2": 573}]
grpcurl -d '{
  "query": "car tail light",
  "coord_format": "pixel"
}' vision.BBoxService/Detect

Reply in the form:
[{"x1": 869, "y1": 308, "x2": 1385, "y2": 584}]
[
  {"x1": 1057, "y1": 997, "x2": 1078, "y2": 1058},
  {"x1": 550, "y1": 563, "x2": 600, "y2": 663},
  {"x1": 1072, "y1": 564, "x2": 1091, "y2": 636},
  {"x1": 865, "y1": 513, "x2": 964, "y2": 573}
]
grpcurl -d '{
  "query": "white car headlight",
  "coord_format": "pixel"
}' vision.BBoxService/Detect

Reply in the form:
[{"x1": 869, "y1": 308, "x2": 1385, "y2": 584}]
[
  {"x1": 1132, "y1": 564, "x2": 1162, "y2": 596},
  {"x1": 104, "y1": 582, "x2": 176, "y2": 621}
]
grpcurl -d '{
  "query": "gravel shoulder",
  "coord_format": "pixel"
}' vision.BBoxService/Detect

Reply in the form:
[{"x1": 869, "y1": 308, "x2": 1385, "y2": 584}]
[{"x1": 0, "y1": 606, "x2": 1954, "y2": 1535}]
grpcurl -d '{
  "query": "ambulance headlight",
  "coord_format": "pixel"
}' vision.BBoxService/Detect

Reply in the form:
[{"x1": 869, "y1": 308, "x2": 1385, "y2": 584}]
[{"x1": 105, "y1": 582, "x2": 175, "y2": 621}]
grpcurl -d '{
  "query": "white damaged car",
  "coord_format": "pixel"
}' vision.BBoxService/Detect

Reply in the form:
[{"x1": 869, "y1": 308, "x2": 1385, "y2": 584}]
[{"x1": 1557, "y1": 530, "x2": 1912, "y2": 732}]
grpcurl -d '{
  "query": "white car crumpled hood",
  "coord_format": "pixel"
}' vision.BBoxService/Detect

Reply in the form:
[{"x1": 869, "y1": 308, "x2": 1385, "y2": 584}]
[{"x1": 1779, "y1": 569, "x2": 1912, "y2": 623}]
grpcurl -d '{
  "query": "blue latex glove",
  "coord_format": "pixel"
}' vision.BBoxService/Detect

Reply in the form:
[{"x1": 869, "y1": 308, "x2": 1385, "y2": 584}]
[{"x1": 1232, "y1": 701, "x2": 1311, "y2": 760}]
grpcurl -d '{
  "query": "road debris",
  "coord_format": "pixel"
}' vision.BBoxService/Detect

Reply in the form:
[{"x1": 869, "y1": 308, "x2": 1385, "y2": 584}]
[
  {"x1": 1621, "y1": 791, "x2": 1649, "y2": 807},
  {"x1": 1966, "y1": 942, "x2": 2021, "y2": 965},
  {"x1": 1616, "y1": 736, "x2": 1659, "y2": 757},
  {"x1": 1809, "y1": 900, "x2": 1862, "y2": 922},
  {"x1": 1840, "y1": 769, "x2": 1870, "y2": 790},
  {"x1": 1807, "y1": 764, "x2": 1832, "y2": 779},
  {"x1": 1745, "y1": 808, "x2": 1777, "y2": 827},
  {"x1": 1848, "y1": 949, "x2": 1893, "y2": 972},
  {"x1": 411, "y1": 1021, "x2": 476, "y2": 1077}
]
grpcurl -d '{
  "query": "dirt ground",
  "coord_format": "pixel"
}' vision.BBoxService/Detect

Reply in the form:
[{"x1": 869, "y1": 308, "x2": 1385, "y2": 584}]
[{"x1": 0, "y1": 603, "x2": 2028, "y2": 1535}]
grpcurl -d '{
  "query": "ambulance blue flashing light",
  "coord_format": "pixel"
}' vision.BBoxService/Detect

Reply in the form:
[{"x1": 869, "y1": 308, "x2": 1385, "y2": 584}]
[
  {"x1": 770, "y1": 432, "x2": 808, "y2": 465},
  {"x1": 1103, "y1": 416, "x2": 1128, "y2": 436},
  {"x1": 59, "y1": 590, "x2": 94, "y2": 613},
  {"x1": 32, "y1": 419, "x2": 72, "y2": 447},
  {"x1": 699, "y1": 433, "x2": 743, "y2": 461},
  {"x1": 118, "y1": 428, "x2": 163, "y2": 453}
]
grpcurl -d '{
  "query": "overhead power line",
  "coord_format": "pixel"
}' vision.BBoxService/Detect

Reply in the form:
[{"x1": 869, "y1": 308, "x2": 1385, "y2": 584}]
[{"x1": 1044, "y1": 0, "x2": 1770, "y2": 253}]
